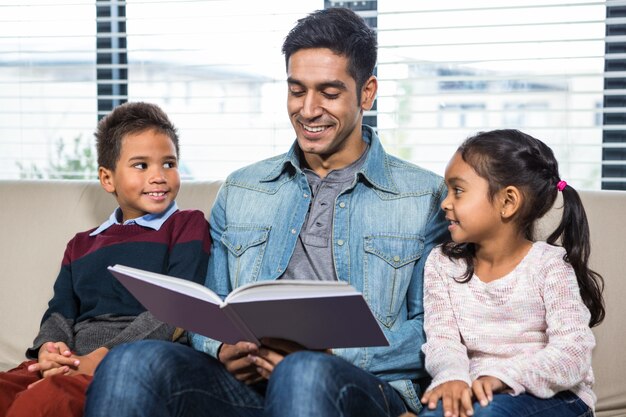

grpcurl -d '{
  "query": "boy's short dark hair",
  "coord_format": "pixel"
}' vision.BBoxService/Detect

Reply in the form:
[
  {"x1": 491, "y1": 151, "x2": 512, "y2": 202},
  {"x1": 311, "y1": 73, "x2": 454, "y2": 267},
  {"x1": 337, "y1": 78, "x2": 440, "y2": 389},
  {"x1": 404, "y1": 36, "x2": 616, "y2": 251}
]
[
  {"x1": 282, "y1": 7, "x2": 377, "y2": 94},
  {"x1": 95, "y1": 102, "x2": 179, "y2": 170}
]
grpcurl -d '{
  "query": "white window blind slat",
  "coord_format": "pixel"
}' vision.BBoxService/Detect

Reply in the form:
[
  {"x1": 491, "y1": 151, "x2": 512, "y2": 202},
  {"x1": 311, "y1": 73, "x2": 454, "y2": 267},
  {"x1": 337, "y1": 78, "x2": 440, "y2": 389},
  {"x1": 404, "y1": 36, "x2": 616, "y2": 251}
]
[
  {"x1": 0, "y1": 0, "x2": 622, "y2": 188},
  {"x1": 376, "y1": 0, "x2": 608, "y2": 188}
]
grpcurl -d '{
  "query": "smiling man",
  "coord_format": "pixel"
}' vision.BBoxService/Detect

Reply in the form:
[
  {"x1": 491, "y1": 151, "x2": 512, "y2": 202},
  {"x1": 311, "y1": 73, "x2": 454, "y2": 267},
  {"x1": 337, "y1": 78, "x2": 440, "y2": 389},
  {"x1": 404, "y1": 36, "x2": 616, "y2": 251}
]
[
  {"x1": 286, "y1": 46, "x2": 373, "y2": 176},
  {"x1": 85, "y1": 8, "x2": 448, "y2": 417}
]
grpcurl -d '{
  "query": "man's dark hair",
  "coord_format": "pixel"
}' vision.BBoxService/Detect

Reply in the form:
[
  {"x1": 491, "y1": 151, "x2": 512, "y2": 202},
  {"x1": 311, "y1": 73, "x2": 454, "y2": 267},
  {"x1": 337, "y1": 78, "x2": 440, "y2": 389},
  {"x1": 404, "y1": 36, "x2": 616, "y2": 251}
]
[
  {"x1": 282, "y1": 7, "x2": 377, "y2": 94},
  {"x1": 95, "y1": 101, "x2": 179, "y2": 170}
]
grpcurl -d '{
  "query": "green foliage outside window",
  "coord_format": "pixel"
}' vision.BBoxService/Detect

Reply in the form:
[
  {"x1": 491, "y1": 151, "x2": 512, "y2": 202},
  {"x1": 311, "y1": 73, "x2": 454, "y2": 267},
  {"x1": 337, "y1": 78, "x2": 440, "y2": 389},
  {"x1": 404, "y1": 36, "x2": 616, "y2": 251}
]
[{"x1": 17, "y1": 135, "x2": 97, "y2": 180}]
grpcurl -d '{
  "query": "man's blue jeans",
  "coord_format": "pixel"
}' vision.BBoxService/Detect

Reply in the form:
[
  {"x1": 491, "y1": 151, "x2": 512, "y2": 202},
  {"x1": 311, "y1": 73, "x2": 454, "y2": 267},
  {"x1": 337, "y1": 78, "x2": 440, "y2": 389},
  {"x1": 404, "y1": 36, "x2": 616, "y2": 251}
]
[
  {"x1": 419, "y1": 390, "x2": 592, "y2": 417},
  {"x1": 84, "y1": 340, "x2": 408, "y2": 417}
]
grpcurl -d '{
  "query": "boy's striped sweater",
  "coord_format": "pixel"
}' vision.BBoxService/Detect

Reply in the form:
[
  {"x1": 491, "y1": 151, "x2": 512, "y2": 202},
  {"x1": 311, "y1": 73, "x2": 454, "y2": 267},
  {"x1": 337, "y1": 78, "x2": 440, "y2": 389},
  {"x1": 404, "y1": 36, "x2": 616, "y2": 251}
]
[{"x1": 26, "y1": 209, "x2": 211, "y2": 357}]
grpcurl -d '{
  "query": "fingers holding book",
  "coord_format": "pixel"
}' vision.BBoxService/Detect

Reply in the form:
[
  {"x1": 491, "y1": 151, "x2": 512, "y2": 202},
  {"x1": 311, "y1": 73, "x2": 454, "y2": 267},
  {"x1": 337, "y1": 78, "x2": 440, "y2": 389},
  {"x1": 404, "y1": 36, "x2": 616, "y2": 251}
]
[{"x1": 218, "y1": 341, "x2": 263, "y2": 385}]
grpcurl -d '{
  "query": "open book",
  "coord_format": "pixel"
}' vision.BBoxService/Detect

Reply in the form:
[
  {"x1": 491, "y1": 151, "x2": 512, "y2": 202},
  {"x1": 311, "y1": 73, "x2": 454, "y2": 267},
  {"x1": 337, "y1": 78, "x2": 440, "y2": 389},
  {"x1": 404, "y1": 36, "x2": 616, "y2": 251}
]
[{"x1": 108, "y1": 264, "x2": 389, "y2": 349}]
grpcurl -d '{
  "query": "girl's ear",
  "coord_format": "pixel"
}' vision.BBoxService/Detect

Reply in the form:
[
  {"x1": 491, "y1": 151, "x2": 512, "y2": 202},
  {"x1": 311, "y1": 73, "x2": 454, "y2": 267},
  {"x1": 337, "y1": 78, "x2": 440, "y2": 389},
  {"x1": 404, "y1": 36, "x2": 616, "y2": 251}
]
[
  {"x1": 98, "y1": 167, "x2": 116, "y2": 194},
  {"x1": 500, "y1": 186, "x2": 522, "y2": 219}
]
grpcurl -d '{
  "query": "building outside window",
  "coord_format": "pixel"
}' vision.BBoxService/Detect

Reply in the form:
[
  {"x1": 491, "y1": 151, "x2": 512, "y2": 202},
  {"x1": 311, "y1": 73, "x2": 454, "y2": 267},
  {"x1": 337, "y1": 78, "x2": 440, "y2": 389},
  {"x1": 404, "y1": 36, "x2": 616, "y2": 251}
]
[{"x1": 0, "y1": 0, "x2": 622, "y2": 190}]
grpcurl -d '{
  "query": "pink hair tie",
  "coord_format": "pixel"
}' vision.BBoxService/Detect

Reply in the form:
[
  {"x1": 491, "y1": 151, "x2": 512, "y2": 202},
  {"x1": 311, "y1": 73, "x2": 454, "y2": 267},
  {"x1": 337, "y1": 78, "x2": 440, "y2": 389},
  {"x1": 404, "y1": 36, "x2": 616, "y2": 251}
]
[{"x1": 557, "y1": 180, "x2": 567, "y2": 191}]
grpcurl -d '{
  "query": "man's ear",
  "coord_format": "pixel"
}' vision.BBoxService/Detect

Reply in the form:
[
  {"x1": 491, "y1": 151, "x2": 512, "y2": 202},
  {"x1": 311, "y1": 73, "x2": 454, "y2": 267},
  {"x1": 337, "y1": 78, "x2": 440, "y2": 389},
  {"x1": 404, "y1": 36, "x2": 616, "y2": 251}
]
[
  {"x1": 360, "y1": 75, "x2": 378, "y2": 111},
  {"x1": 98, "y1": 166, "x2": 116, "y2": 194},
  {"x1": 500, "y1": 186, "x2": 522, "y2": 219}
]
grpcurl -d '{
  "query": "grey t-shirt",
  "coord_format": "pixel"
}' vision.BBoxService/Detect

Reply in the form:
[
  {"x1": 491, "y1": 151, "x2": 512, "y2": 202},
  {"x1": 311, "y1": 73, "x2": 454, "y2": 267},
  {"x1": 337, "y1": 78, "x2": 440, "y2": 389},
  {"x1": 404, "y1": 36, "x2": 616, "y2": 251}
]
[{"x1": 281, "y1": 147, "x2": 369, "y2": 281}]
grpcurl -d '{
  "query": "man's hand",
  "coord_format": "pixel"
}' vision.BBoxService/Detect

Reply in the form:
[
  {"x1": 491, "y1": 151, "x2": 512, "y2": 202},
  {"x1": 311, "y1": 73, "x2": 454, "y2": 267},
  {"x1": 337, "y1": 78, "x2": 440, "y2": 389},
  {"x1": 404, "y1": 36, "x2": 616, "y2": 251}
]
[
  {"x1": 218, "y1": 341, "x2": 262, "y2": 384},
  {"x1": 421, "y1": 380, "x2": 473, "y2": 417},
  {"x1": 471, "y1": 376, "x2": 508, "y2": 407},
  {"x1": 248, "y1": 338, "x2": 306, "y2": 380}
]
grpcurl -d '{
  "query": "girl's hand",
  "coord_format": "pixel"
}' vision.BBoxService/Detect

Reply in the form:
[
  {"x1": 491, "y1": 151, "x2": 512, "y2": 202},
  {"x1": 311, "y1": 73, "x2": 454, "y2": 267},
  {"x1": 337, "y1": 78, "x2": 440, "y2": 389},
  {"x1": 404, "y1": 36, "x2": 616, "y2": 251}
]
[
  {"x1": 471, "y1": 376, "x2": 508, "y2": 407},
  {"x1": 421, "y1": 380, "x2": 473, "y2": 417}
]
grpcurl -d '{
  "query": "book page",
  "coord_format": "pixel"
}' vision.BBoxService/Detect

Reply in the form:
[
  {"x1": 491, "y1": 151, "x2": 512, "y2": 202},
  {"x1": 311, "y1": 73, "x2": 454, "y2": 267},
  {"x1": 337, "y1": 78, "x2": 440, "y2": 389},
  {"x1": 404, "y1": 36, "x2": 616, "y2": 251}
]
[
  {"x1": 108, "y1": 264, "x2": 223, "y2": 305},
  {"x1": 109, "y1": 265, "x2": 254, "y2": 344},
  {"x1": 108, "y1": 265, "x2": 388, "y2": 349},
  {"x1": 226, "y1": 279, "x2": 354, "y2": 303}
]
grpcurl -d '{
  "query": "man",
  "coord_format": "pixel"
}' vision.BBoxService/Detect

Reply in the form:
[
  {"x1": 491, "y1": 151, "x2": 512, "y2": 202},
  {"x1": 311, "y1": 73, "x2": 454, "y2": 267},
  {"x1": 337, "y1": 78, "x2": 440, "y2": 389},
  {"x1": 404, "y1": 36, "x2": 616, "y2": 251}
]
[{"x1": 85, "y1": 8, "x2": 448, "y2": 417}]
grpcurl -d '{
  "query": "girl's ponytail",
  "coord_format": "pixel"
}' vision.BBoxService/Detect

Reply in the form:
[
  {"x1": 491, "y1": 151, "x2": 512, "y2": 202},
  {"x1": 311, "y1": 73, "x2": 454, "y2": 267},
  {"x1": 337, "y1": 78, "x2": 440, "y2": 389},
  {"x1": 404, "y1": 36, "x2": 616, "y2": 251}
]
[
  {"x1": 443, "y1": 130, "x2": 606, "y2": 326},
  {"x1": 547, "y1": 183, "x2": 605, "y2": 327}
]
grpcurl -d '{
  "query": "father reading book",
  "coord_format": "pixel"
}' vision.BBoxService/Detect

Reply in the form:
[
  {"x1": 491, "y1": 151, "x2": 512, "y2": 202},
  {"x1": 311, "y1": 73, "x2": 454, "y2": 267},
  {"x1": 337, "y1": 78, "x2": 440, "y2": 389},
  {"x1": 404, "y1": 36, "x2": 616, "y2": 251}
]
[
  {"x1": 108, "y1": 264, "x2": 388, "y2": 349},
  {"x1": 85, "y1": 8, "x2": 448, "y2": 417}
]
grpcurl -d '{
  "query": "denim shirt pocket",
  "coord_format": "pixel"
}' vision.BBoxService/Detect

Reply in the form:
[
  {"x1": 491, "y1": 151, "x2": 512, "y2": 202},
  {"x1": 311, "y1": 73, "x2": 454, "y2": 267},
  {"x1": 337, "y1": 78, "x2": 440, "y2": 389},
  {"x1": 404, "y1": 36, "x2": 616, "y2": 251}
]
[
  {"x1": 363, "y1": 234, "x2": 424, "y2": 327},
  {"x1": 221, "y1": 225, "x2": 271, "y2": 287}
]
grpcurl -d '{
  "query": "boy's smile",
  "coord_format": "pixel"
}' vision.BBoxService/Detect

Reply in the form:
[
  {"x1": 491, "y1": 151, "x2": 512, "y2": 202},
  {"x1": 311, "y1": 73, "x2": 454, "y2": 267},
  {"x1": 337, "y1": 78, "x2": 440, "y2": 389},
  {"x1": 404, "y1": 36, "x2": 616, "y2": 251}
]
[{"x1": 99, "y1": 128, "x2": 180, "y2": 222}]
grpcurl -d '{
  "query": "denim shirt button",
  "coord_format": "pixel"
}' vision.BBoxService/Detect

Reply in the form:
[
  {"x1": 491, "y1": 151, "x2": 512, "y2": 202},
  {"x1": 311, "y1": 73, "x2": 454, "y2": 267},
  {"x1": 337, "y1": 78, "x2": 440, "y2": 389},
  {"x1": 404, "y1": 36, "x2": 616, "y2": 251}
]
[
  {"x1": 393, "y1": 255, "x2": 401, "y2": 262},
  {"x1": 235, "y1": 244, "x2": 242, "y2": 251},
  {"x1": 303, "y1": 193, "x2": 309, "y2": 198},
  {"x1": 291, "y1": 228, "x2": 297, "y2": 234},
  {"x1": 337, "y1": 239, "x2": 345, "y2": 246},
  {"x1": 338, "y1": 202, "x2": 346, "y2": 208}
]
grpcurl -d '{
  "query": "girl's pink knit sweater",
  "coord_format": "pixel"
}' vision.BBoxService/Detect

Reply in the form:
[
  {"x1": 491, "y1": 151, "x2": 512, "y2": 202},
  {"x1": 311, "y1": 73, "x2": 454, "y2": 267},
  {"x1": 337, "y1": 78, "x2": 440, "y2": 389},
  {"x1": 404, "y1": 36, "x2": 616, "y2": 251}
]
[{"x1": 423, "y1": 241, "x2": 596, "y2": 409}]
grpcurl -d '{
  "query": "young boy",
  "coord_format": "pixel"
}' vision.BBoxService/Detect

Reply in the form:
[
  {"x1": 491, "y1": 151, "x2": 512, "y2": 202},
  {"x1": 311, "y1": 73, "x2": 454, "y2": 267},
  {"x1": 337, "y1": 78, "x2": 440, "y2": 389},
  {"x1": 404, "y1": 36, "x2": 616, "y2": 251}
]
[{"x1": 0, "y1": 102, "x2": 211, "y2": 417}]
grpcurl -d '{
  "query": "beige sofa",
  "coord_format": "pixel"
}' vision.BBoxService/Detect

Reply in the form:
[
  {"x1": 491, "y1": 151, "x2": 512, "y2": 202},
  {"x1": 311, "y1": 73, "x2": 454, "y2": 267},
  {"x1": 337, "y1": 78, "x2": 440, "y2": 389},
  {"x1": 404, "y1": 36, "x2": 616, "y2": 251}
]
[{"x1": 0, "y1": 180, "x2": 624, "y2": 416}]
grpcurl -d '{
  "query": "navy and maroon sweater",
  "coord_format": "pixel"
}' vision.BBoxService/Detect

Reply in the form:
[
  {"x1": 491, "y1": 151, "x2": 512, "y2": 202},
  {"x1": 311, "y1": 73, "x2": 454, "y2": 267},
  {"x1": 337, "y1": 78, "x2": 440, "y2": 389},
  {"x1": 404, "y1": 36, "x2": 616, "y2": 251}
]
[{"x1": 26, "y1": 209, "x2": 211, "y2": 358}]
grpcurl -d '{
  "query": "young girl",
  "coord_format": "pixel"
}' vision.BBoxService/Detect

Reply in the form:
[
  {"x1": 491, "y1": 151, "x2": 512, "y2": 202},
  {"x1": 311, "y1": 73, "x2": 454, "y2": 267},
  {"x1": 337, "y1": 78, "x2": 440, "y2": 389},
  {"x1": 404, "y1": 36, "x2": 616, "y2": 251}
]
[{"x1": 420, "y1": 129, "x2": 605, "y2": 417}]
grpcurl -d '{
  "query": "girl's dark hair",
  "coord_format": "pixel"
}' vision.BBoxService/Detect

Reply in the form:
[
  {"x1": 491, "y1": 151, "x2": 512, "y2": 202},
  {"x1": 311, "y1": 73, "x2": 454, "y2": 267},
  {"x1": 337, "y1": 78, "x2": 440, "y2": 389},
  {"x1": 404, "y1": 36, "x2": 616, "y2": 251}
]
[
  {"x1": 443, "y1": 129, "x2": 605, "y2": 327},
  {"x1": 281, "y1": 7, "x2": 377, "y2": 99},
  {"x1": 95, "y1": 101, "x2": 179, "y2": 170}
]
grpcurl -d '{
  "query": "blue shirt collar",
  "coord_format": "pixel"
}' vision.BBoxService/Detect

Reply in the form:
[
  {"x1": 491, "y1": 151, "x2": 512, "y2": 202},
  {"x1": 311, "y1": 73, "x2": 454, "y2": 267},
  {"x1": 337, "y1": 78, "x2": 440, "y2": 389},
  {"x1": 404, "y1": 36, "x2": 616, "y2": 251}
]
[
  {"x1": 261, "y1": 125, "x2": 398, "y2": 194},
  {"x1": 89, "y1": 201, "x2": 179, "y2": 236}
]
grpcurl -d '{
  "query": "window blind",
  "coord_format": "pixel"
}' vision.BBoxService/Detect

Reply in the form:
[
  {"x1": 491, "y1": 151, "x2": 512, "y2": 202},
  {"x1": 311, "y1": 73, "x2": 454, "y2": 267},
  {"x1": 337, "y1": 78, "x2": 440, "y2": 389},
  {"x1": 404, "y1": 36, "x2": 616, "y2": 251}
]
[
  {"x1": 0, "y1": 0, "x2": 621, "y2": 190},
  {"x1": 604, "y1": 0, "x2": 626, "y2": 189},
  {"x1": 0, "y1": 1, "x2": 98, "y2": 179},
  {"x1": 375, "y1": 0, "x2": 609, "y2": 190},
  {"x1": 120, "y1": 0, "x2": 322, "y2": 179}
]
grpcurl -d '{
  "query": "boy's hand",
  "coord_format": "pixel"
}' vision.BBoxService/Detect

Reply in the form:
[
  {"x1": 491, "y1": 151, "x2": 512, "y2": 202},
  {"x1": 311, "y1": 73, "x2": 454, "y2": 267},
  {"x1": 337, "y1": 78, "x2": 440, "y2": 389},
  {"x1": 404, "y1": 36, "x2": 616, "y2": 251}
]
[
  {"x1": 27, "y1": 345, "x2": 110, "y2": 389},
  {"x1": 218, "y1": 341, "x2": 262, "y2": 385},
  {"x1": 29, "y1": 341, "x2": 79, "y2": 377},
  {"x1": 68, "y1": 346, "x2": 109, "y2": 376},
  {"x1": 472, "y1": 376, "x2": 508, "y2": 407},
  {"x1": 421, "y1": 380, "x2": 473, "y2": 417}
]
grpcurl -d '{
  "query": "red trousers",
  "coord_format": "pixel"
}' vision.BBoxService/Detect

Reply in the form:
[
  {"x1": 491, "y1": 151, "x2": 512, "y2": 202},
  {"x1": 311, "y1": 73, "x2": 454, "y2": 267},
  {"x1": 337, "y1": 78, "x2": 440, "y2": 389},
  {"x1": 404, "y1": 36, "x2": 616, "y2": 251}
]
[{"x1": 0, "y1": 360, "x2": 92, "y2": 417}]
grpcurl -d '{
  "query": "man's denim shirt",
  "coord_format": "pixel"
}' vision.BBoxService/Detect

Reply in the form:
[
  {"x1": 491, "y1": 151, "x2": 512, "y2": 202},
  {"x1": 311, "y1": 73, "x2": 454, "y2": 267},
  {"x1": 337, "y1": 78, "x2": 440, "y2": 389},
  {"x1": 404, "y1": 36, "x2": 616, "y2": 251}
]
[{"x1": 192, "y1": 126, "x2": 448, "y2": 412}]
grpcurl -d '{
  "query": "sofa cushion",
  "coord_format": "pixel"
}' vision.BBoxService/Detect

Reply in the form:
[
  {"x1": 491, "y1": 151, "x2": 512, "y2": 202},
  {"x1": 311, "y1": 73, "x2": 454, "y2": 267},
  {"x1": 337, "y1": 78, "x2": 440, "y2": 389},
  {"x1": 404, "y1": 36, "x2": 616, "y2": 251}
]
[{"x1": 0, "y1": 180, "x2": 624, "y2": 417}]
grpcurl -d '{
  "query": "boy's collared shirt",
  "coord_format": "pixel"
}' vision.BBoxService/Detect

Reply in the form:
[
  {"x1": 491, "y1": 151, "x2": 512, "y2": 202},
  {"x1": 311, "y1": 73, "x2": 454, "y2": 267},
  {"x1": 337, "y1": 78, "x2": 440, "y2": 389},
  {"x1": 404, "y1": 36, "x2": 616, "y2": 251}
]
[
  {"x1": 90, "y1": 201, "x2": 179, "y2": 236},
  {"x1": 30, "y1": 199, "x2": 211, "y2": 359}
]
